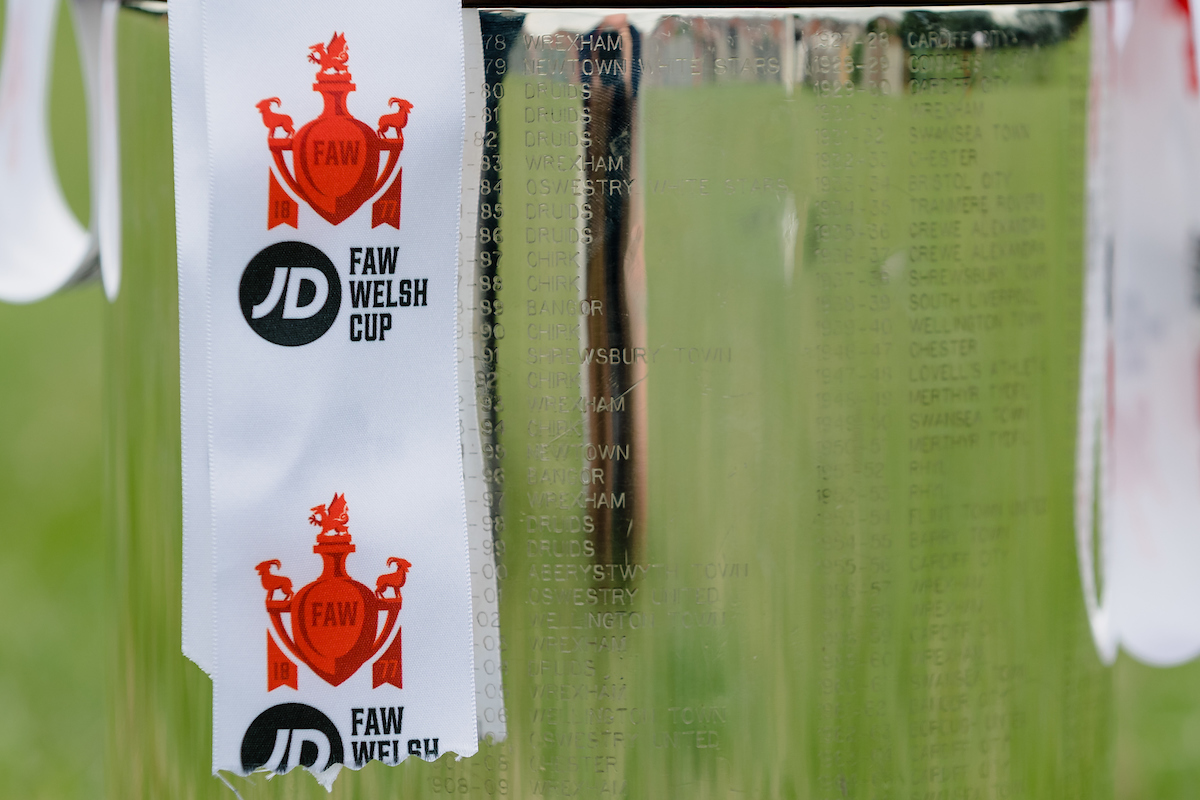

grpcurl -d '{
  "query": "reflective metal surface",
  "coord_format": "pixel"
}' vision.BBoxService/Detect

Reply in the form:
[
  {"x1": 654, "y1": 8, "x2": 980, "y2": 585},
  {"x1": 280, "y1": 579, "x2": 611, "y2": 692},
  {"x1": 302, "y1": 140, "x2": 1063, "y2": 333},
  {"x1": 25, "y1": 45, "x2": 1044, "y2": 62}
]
[
  {"x1": 470, "y1": 6, "x2": 1105, "y2": 798},
  {"x1": 107, "y1": 5, "x2": 1109, "y2": 798}
]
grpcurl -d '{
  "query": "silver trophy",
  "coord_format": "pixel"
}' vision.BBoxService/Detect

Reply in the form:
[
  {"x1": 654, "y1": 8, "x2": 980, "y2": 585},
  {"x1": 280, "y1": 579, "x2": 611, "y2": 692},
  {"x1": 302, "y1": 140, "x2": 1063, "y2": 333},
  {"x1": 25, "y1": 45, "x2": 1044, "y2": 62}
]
[{"x1": 104, "y1": 3, "x2": 1110, "y2": 797}]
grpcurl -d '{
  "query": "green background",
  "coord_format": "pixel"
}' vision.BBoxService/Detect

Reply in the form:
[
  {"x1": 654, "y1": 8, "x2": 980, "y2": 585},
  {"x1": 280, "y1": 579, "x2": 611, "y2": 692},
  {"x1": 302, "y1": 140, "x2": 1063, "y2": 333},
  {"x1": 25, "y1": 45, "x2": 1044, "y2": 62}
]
[
  {"x1": 2, "y1": 3, "x2": 1200, "y2": 798},
  {"x1": 0, "y1": 2, "x2": 104, "y2": 798}
]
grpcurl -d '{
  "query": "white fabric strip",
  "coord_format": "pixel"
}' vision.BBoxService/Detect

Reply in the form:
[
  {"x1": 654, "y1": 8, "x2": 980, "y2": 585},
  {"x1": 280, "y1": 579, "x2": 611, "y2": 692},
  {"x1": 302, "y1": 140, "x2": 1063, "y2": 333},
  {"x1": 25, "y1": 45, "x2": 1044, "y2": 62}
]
[
  {"x1": 70, "y1": 0, "x2": 121, "y2": 300},
  {"x1": 459, "y1": 8, "x2": 506, "y2": 743},
  {"x1": 172, "y1": 5, "x2": 506, "y2": 739},
  {"x1": 0, "y1": 0, "x2": 120, "y2": 303},
  {"x1": 1108, "y1": 0, "x2": 1200, "y2": 666},
  {"x1": 95, "y1": 0, "x2": 120, "y2": 299},
  {"x1": 198, "y1": 0, "x2": 477, "y2": 782},
  {"x1": 0, "y1": 0, "x2": 92, "y2": 302},
  {"x1": 169, "y1": 0, "x2": 215, "y2": 675},
  {"x1": 1077, "y1": 0, "x2": 1200, "y2": 667},
  {"x1": 1076, "y1": 0, "x2": 1117, "y2": 664}
]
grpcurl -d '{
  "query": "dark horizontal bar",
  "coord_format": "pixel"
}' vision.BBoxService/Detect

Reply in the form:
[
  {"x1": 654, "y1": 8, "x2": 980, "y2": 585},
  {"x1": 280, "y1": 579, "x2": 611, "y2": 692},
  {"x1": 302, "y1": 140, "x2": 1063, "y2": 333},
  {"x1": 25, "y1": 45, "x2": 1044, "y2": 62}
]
[
  {"x1": 119, "y1": 0, "x2": 1099, "y2": 17},
  {"x1": 465, "y1": 0, "x2": 1095, "y2": 7},
  {"x1": 126, "y1": 0, "x2": 1101, "y2": 12}
]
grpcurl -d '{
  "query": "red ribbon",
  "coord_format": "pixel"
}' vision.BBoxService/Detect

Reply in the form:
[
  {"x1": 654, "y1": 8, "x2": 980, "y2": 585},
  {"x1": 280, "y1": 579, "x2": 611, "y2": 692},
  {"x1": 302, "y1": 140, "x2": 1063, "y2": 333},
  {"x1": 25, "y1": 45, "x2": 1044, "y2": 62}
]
[
  {"x1": 372, "y1": 168, "x2": 402, "y2": 229},
  {"x1": 267, "y1": 170, "x2": 298, "y2": 229},
  {"x1": 372, "y1": 628, "x2": 403, "y2": 689},
  {"x1": 267, "y1": 631, "x2": 298, "y2": 691}
]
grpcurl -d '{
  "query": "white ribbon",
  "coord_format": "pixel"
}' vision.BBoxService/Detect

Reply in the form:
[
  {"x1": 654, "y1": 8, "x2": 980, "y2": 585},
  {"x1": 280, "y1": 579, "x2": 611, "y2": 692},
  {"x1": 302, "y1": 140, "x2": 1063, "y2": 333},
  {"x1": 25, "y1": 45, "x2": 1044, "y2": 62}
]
[
  {"x1": 169, "y1": 0, "x2": 215, "y2": 677},
  {"x1": 172, "y1": 0, "x2": 482, "y2": 780},
  {"x1": 1076, "y1": 0, "x2": 1118, "y2": 664},
  {"x1": 170, "y1": 11, "x2": 506, "y2": 752},
  {"x1": 458, "y1": 8, "x2": 507, "y2": 744},
  {"x1": 0, "y1": 0, "x2": 120, "y2": 303},
  {"x1": 1078, "y1": 0, "x2": 1200, "y2": 666}
]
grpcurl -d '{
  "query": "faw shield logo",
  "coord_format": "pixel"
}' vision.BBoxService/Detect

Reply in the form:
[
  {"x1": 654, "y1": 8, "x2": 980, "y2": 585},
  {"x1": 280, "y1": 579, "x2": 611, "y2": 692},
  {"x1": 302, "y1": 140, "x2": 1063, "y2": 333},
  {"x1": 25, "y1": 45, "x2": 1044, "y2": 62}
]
[
  {"x1": 239, "y1": 241, "x2": 341, "y2": 346},
  {"x1": 255, "y1": 493, "x2": 410, "y2": 689},
  {"x1": 256, "y1": 33, "x2": 411, "y2": 229}
]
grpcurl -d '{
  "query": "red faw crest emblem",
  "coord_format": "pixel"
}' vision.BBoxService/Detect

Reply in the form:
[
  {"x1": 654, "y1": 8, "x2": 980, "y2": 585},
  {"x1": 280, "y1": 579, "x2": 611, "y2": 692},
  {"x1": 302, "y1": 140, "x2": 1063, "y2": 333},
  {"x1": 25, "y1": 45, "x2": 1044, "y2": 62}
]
[
  {"x1": 256, "y1": 33, "x2": 412, "y2": 229},
  {"x1": 255, "y1": 493, "x2": 410, "y2": 690}
]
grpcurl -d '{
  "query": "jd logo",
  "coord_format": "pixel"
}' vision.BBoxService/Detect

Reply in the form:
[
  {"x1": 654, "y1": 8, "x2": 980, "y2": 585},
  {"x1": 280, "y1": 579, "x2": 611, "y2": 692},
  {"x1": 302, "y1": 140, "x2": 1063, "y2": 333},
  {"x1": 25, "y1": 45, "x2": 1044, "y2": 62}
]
[
  {"x1": 240, "y1": 241, "x2": 341, "y2": 346},
  {"x1": 241, "y1": 703, "x2": 344, "y2": 774}
]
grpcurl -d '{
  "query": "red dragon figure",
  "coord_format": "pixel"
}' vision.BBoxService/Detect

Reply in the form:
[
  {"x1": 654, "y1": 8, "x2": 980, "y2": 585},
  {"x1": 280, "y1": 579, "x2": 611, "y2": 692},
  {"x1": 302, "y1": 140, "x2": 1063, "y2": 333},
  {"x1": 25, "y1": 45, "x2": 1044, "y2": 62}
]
[
  {"x1": 308, "y1": 32, "x2": 350, "y2": 75},
  {"x1": 309, "y1": 492, "x2": 350, "y2": 540}
]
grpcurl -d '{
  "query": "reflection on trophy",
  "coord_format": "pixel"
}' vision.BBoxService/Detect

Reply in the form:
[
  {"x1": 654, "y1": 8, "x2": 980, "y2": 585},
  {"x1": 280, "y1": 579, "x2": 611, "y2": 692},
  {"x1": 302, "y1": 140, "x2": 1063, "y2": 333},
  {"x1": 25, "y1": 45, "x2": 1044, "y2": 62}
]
[
  {"x1": 471, "y1": 7, "x2": 1103, "y2": 799},
  {"x1": 580, "y1": 15, "x2": 648, "y2": 570},
  {"x1": 88, "y1": 3, "x2": 1141, "y2": 797}
]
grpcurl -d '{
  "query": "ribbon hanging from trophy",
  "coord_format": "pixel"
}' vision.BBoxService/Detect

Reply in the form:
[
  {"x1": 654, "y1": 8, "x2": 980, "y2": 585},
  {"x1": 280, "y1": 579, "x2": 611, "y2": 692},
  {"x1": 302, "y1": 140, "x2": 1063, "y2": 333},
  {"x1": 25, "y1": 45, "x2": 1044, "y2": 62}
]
[
  {"x1": 0, "y1": 0, "x2": 121, "y2": 303},
  {"x1": 169, "y1": 0, "x2": 215, "y2": 677},
  {"x1": 172, "y1": 0, "x2": 478, "y2": 783},
  {"x1": 1077, "y1": 0, "x2": 1200, "y2": 667},
  {"x1": 170, "y1": 1, "x2": 506, "y2": 752}
]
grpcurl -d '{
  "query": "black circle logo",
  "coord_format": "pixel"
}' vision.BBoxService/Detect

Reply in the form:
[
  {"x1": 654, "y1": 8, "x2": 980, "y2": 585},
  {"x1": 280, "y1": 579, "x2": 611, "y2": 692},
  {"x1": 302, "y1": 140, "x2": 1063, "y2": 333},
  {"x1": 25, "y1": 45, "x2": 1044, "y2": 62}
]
[
  {"x1": 241, "y1": 703, "x2": 344, "y2": 773},
  {"x1": 239, "y1": 241, "x2": 341, "y2": 346}
]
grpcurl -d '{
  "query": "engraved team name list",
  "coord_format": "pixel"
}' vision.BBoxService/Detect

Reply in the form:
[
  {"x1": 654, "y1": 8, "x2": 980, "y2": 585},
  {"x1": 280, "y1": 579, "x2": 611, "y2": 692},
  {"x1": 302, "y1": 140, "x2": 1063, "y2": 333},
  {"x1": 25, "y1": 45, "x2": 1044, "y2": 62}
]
[{"x1": 440, "y1": 9, "x2": 1108, "y2": 799}]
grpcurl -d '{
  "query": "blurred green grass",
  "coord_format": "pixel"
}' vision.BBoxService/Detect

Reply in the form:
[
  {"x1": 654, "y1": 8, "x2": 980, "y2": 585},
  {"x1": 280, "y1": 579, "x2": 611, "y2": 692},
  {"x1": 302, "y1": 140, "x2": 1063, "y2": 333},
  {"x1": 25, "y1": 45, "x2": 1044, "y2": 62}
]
[
  {"x1": 0, "y1": 1, "x2": 105, "y2": 798},
  {"x1": 0, "y1": 288, "x2": 105, "y2": 799},
  {"x1": 3, "y1": 4, "x2": 1200, "y2": 800},
  {"x1": 1116, "y1": 656, "x2": 1200, "y2": 799}
]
